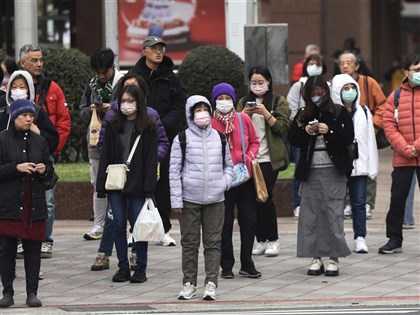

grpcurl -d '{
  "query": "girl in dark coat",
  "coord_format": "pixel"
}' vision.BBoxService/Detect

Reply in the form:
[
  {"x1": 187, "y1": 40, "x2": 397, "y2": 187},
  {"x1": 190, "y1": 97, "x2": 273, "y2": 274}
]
[{"x1": 0, "y1": 99, "x2": 54, "y2": 308}]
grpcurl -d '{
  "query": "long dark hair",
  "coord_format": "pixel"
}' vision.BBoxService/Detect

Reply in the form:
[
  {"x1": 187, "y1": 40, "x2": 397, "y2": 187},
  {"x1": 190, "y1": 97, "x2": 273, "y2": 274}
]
[
  {"x1": 246, "y1": 65, "x2": 274, "y2": 109},
  {"x1": 111, "y1": 85, "x2": 155, "y2": 135},
  {"x1": 114, "y1": 72, "x2": 149, "y2": 101},
  {"x1": 297, "y1": 75, "x2": 336, "y2": 121}
]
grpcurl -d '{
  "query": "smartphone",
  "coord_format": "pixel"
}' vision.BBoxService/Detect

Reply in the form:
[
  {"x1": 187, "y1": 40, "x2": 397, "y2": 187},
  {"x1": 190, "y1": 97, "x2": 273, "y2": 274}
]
[
  {"x1": 246, "y1": 101, "x2": 256, "y2": 107},
  {"x1": 308, "y1": 120, "x2": 319, "y2": 126}
]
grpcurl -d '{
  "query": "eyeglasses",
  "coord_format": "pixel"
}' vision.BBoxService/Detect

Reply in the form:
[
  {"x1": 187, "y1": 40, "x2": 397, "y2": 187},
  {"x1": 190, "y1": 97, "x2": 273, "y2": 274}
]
[
  {"x1": 408, "y1": 68, "x2": 420, "y2": 73},
  {"x1": 147, "y1": 46, "x2": 166, "y2": 53},
  {"x1": 121, "y1": 98, "x2": 136, "y2": 104}
]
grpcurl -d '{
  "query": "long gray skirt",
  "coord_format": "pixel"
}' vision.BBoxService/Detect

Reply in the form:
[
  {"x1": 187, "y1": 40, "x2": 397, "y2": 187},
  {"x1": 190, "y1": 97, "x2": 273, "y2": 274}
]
[{"x1": 297, "y1": 167, "x2": 351, "y2": 258}]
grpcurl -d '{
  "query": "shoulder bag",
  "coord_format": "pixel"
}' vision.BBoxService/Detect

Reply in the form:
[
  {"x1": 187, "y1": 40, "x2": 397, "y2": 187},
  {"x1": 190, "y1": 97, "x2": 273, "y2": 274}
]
[
  {"x1": 105, "y1": 135, "x2": 141, "y2": 190},
  {"x1": 89, "y1": 107, "x2": 102, "y2": 147},
  {"x1": 231, "y1": 113, "x2": 251, "y2": 187},
  {"x1": 251, "y1": 153, "x2": 268, "y2": 203}
]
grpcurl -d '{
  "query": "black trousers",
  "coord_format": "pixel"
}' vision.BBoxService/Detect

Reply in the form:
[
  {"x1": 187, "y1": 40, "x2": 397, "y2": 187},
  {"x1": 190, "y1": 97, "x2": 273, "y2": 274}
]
[
  {"x1": 255, "y1": 162, "x2": 280, "y2": 242},
  {"x1": 386, "y1": 167, "x2": 420, "y2": 242},
  {"x1": 155, "y1": 153, "x2": 172, "y2": 233},
  {"x1": 220, "y1": 179, "x2": 257, "y2": 271},
  {"x1": 0, "y1": 236, "x2": 41, "y2": 296}
]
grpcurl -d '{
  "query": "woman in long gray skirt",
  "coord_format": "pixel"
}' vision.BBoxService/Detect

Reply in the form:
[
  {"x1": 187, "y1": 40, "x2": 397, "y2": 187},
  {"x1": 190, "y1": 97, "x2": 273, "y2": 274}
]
[{"x1": 288, "y1": 75, "x2": 354, "y2": 276}]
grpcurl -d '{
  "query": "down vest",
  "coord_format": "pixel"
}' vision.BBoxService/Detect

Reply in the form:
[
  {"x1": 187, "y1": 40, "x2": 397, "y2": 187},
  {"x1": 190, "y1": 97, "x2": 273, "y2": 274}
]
[
  {"x1": 169, "y1": 95, "x2": 234, "y2": 209},
  {"x1": 383, "y1": 79, "x2": 420, "y2": 167}
]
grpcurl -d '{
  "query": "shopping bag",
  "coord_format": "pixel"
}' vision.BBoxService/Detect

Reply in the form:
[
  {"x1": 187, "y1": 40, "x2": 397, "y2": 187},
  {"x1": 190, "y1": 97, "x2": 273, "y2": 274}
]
[
  {"x1": 252, "y1": 159, "x2": 268, "y2": 202},
  {"x1": 105, "y1": 164, "x2": 128, "y2": 190},
  {"x1": 132, "y1": 199, "x2": 164, "y2": 242},
  {"x1": 89, "y1": 107, "x2": 102, "y2": 147},
  {"x1": 231, "y1": 163, "x2": 251, "y2": 187}
]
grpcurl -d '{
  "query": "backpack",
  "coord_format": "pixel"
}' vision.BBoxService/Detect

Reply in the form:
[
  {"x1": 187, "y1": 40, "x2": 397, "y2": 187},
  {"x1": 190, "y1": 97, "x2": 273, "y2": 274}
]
[
  {"x1": 273, "y1": 94, "x2": 291, "y2": 171},
  {"x1": 178, "y1": 129, "x2": 227, "y2": 169}
]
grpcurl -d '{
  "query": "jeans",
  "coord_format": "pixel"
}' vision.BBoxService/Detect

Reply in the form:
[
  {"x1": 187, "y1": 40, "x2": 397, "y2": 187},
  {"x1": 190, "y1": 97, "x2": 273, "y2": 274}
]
[
  {"x1": 98, "y1": 208, "x2": 114, "y2": 257},
  {"x1": 45, "y1": 185, "x2": 55, "y2": 244},
  {"x1": 404, "y1": 174, "x2": 417, "y2": 225},
  {"x1": 292, "y1": 146, "x2": 301, "y2": 208},
  {"x1": 255, "y1": 162, "x2": 280, "y2": 242},
  {"x1": 179, "y1": 201, "x2": 224, "y2": 286},
  {"x1": 348, "y1": 175, "x2": 368, "y2": 239},
  {"x1": 366, "y1": 177, "x2": 376, "y2": 209},
  {"x1": 109, "y1": 192, "x2": 148, "y2": 271},
  {"x1": 386, "y1": 167, "x2": 420, "y2": 242}
]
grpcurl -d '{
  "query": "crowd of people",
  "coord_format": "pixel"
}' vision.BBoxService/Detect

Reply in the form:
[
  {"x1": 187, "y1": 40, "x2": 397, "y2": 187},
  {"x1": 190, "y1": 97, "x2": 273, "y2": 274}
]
[{"x1": 0, "y1": 37, "x2": 418, "y2": 308}]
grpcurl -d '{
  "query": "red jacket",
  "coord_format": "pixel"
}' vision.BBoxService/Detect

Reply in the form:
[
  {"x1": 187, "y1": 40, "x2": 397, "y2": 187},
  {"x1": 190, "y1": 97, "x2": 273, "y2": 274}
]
[
  {"x1": 35, "y1": 79, "x2": 71, "y2": 156},
  {"x1": 383, "y1": 79, "x2": 420, "y2": 167}
]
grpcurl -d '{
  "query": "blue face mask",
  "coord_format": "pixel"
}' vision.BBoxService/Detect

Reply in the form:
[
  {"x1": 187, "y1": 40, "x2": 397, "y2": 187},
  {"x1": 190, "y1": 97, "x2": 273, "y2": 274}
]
[
  {"x1": 341, "y1": 88, "x2": 357, "y2": 104},
  {"x1": 411, "y1": 72, "x2": 420, "y2": 86}
]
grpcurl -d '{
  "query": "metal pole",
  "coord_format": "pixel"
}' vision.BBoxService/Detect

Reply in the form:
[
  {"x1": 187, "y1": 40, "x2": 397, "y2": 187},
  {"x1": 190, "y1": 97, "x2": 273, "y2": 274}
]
[
  {"x1": 14, "y1": 0, "x2": 38, "y2": 62},
  {"x1": 103, "y1": 0, "x2": 119, "y2": 69}
]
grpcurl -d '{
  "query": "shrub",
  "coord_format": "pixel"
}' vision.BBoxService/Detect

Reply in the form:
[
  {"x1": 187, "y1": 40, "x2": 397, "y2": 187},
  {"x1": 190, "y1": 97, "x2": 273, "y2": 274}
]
[
  {"x1": 42, "y1": 48, "x2": 94, "y2": 162},
  {"x1": 177, "y1": 45, "x2": 247, "y2": 103}
]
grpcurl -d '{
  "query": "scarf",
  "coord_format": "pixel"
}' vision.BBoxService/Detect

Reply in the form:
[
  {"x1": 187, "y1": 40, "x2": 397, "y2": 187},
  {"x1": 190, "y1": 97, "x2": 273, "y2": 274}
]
[
  {"x1": 214, "y1": 109, "x2": 236, "y2": 149},
  {"x1": 90, "y1": 76, "x2": 113, "y2": 103}
]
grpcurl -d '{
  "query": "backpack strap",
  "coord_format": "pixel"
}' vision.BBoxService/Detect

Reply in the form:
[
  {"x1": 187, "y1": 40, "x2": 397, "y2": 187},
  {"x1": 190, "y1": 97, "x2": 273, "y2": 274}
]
[
  {"x1": 179, "y1": 129, "x2": 227, "y2": 170},
  {"x1": 361, "y1": 105, "x2": 368, "y2": 121},
  {"x1": 394, "y1": 87, "x2": 401, "y2": 108}
]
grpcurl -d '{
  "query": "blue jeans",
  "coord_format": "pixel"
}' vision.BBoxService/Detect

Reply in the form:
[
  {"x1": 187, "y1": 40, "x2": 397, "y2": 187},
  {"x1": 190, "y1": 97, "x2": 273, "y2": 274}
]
[
  {"x1": 348, "y1": 175, "x2": 367, "y2": 239},
  {"x1": 292, "y1": 146, "x2": 301, "y2": 208},
  {"x1": 404, "y1": 174, "x2": 417, "y2": 225},
  {"x1": 109, "y1": 192, "x2": 148, "y2": 271},
  {"x1": 98, "y1": 208, "x2": 114, "y2": 257},
  {"x1": 45, "y1": 185, "x2": 55, "y2": 244}
]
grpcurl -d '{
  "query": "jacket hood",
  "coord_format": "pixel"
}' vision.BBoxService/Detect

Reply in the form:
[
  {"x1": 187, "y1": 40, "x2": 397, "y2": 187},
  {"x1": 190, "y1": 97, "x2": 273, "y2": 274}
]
[
  {"x1": 185, "y1": 95, "x2": 212, "y2": 129},
  {"x1": 6, "y1": 70, "x2": 35, "y2": 106},
  {"x1": 331, "y1": 73, "x2": 360, "y2": 107}
]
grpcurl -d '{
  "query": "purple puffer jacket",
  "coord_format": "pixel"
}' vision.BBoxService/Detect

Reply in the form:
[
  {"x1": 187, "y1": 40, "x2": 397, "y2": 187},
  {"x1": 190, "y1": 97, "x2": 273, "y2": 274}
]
[{"x1": 97, "y1": 100, "x2": 169, "y2": 162}]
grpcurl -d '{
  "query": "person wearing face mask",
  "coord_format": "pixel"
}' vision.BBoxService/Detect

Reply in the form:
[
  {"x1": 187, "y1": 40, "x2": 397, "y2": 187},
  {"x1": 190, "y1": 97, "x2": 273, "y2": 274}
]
[
  {"x1": 79, "y1": 48, "x2": 124, "y2": 242},
  {"x1": 288, "y1": 75, "x2": 354, "y2": 277},
  {"x1": 379, "y1": 54, "x2": 420, "y2": 255},
  {"x1": 96, "y1": 84, "x2": 158, "y2": 284},
  {"x1": 236, "y1": 66, "x2": 290, "y2": 258},
  {"x1": 331, "y1": 74, "x2": 378, "y2": 254},
  {"x1": 89, "y1": 72, "x2": 169, "y2": 274},
  {"x1": 169, "y1": 95, "x2": 234, "y2": 301},
  {"x1": 211, "y1": 83, "x2": 261, "y2": 280},
  {"x1": 287, "y1": 55, "x2": 328, "y2": 220}
]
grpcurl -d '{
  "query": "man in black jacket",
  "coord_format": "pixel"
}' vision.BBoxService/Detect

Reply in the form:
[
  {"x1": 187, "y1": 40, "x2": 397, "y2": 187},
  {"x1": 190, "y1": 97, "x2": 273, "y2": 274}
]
[{"x1": 130, "y1": 36, "x2": 187, "y2": 246}]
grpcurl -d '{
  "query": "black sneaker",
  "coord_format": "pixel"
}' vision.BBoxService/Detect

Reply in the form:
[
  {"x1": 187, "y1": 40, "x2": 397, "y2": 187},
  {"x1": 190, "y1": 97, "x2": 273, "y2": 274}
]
[
  {"x1": 239, "y1": 267, "x2": 261, "y2": 278},
  {"x1": 112, "y1": 268, "x2": 131, "y2": 282},
  {"x1": 378, "y1": 239, "x2": 402, "y2": 254},
  {"x1": 221, "y1": 269, "x2": 234, "y2": 279},
  {"x1": 130, "y1": 269, "x2": 147, "y2": 283}
]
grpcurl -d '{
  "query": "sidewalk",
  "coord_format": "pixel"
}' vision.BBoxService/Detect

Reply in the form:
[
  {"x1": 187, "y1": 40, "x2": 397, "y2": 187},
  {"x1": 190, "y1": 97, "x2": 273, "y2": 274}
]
[{"x1": 2, "y1": 147, "x2": 420, "y2": 314}]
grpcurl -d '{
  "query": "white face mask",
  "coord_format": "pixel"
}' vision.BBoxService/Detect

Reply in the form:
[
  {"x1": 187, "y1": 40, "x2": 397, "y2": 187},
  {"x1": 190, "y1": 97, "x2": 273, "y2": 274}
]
[
  {"x1": 215, "y1": 100, "x2": 234, "y2": 114},
  {"x1": 306, "y1": 64, "x2": 322, "y2": 77},
  {"x1": 11, "y1": 88, "x2": 28, "y2": 101},
  {"x1": 250, "y1": 83, "x2": 269, "y2": 97},
  {"x1": 311, "y1": 95, "x2": 323, "y2": 106},
  {"x1": 194, "y1": 111, "x2": 211, "y2": 129},
  {"x1": 120, "y1": 102, "x2": 137, "y2": 116}
]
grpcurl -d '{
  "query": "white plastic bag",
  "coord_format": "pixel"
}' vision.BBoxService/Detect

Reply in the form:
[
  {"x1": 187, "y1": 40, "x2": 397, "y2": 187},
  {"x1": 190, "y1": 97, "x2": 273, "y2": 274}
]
[{"x1": 132, "y1": 199, "x2": 164, "y2": 242}]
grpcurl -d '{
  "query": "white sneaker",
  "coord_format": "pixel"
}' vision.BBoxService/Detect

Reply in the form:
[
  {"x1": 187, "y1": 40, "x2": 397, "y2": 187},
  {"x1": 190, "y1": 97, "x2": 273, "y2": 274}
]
[
  {"x1": 16, "y1": 243, "x2": 24, "y2": 259},
  {"x1": 366, "y1": 204, "x2": 372, "y2": 219},
  {"x1": 354, "y1": 236, "x2": 368, "y2": 254},
  {"x1": 178, "y1": 282, "x2": 197, "y2": 300},
  {"x1": 41, "y1": 243, "x2": 52, "y2": 258},
  {"x1": 293, "y1": 206, "x2": 300, "y2": 220},
  {"x1": 264, "y1": 240, "x2": 280, "y2": 257},
  {"x1": 203, "y1": 281, "x2": 216, "y2": 300},
  {"x1": 39, "y1": 271, "x2": 44, "y2": 280},
  {"x1": 343, "y1": 205, "x2": 352, "y2": 218},
  {"x1": 83, "y1": 225, "x2": 103, "y2": 240},
  {"x1": 157, "y1": 232, "x2": 176, "y2": 246},
  {"x1": 252, "y1": 241, "x2": 267, "y2": 255}
]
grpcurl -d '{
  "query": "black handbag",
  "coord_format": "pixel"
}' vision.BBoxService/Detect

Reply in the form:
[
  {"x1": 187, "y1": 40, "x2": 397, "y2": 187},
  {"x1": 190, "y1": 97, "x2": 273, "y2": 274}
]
[{"x1": 376, "y1": 129, "x2": 390, "y2": 149}]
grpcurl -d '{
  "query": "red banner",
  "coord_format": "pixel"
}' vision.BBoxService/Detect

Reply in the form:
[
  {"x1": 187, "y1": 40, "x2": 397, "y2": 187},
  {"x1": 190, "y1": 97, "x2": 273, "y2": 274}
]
[{"x1": 118, "y1": 0, "x2": 226, "y2": 66}]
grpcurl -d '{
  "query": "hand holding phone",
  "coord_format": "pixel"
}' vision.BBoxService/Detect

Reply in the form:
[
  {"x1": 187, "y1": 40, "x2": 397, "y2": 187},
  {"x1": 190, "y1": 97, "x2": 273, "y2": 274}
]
[
  {"x1": 246, "y1": 101, "x2": 256, "y2": 107},
  {"x1": 308, "y1": 119, "x2": 319, "y2": 127}
]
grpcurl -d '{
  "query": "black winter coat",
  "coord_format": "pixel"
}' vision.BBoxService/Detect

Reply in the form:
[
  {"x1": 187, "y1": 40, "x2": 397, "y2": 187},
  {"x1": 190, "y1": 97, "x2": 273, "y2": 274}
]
[
  {"x1": 0, "y1": 126, "x2": 54, "y2": 221},
  {"x1": 130, "y1": 56, "x2": 187, "y2": 141},
  {"x1": 96, "y1": 121, "x2": 158, "y2": 199},
  {"x1": 288, "y1": 105, "x2": 354, "y2": 181}
]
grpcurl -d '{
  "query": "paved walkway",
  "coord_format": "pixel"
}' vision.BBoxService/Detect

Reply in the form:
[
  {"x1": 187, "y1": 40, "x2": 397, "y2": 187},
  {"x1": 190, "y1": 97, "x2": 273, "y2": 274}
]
[{"x1": 1, "y1": 147, "x2": 419, "y2": 314}]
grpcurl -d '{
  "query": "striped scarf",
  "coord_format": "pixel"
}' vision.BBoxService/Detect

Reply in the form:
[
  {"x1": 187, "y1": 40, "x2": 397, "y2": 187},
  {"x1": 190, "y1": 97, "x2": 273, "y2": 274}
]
[{"x1": 214, "y1": 109, "x2": 236, "y2": 149}]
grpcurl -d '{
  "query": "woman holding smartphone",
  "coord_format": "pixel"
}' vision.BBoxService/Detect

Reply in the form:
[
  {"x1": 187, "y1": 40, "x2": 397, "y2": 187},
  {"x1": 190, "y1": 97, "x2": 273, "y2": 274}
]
[
  {"x1": 288, "y1": 75, "x2": 354, "y2": 276},
  {"x1": 236, "y1": 65, "x2": 291, "y2": 257}
]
